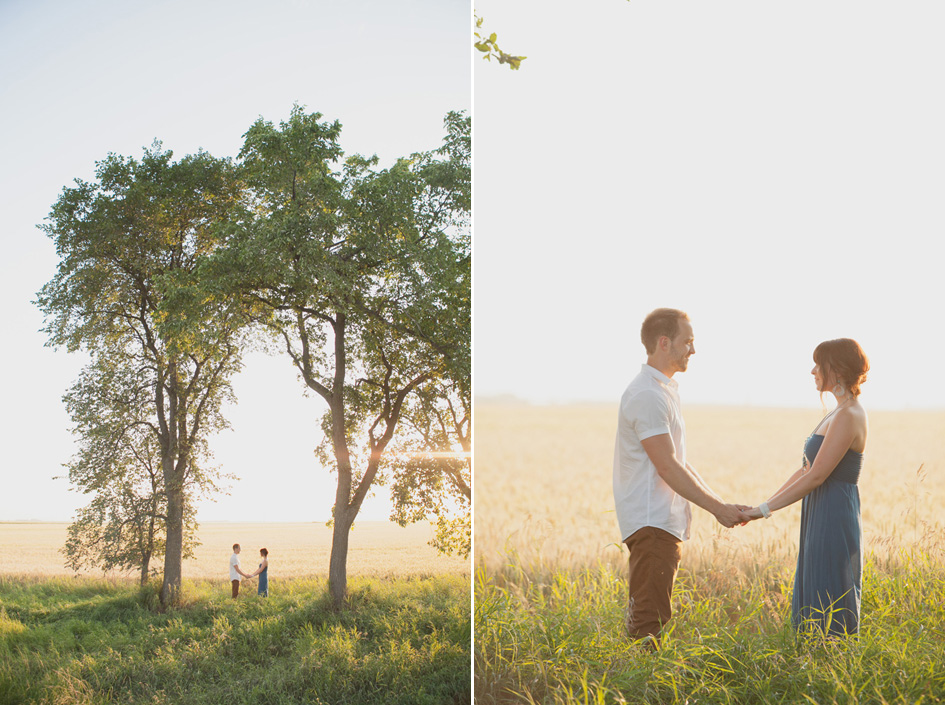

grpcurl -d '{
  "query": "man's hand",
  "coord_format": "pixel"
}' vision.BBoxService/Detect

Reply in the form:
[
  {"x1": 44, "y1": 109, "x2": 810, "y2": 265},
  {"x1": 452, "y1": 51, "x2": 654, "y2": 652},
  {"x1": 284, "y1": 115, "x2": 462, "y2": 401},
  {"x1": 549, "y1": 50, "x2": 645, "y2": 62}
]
[
  {"x1": 713, "y1": 503, "x2": 752, "y2": 528},
  {"x1": 734, "y1": 503, "x2": 761, "y2": 525}
]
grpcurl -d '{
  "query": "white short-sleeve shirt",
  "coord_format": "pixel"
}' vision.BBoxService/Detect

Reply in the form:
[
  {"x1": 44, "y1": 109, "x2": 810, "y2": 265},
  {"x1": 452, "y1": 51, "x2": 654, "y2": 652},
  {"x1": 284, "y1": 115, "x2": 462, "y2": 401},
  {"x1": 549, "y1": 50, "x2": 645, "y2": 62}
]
[
  {"x1": 613, "y1": 364, "x2": 692, "y2": 542},
  {"x1": 229, "y1": 553, "x2": 241, "y2": 580}
]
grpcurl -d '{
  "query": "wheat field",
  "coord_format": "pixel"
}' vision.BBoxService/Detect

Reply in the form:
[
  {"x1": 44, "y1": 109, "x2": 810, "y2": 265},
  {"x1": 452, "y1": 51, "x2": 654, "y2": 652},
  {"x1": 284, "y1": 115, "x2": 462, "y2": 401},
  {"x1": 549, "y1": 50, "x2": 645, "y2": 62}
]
[
  {"x1": 0, "y1": 521, "x2": 469, "y2": 580},
  {"x1": 474, "y1": 402, "x2": 945, "y2": 574}
]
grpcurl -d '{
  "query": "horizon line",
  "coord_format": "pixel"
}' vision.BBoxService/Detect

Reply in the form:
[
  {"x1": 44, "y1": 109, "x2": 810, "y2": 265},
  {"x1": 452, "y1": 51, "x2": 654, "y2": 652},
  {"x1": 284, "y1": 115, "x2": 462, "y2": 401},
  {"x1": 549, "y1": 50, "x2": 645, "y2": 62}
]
[{"x1": 473, "y1": 395, "x2": 945, "y2": 412}]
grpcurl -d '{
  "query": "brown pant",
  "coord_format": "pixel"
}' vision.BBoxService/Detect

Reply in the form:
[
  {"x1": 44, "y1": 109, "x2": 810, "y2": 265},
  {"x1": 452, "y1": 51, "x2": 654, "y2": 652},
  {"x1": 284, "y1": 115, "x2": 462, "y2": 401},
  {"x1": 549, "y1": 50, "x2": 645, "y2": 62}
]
[
  {"x1": 232, "y1": 579, "x2": 240, "y2": 598},
  {"x1": 624, "y1": 526, "x2": 682, "y2": 644}
]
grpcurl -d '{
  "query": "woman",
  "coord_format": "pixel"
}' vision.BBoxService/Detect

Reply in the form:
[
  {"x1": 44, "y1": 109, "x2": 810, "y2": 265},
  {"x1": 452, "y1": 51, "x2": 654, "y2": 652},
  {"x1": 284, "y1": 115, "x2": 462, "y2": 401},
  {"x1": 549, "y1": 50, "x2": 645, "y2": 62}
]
[
  {"x1": 249, "y1": 548, "x2": 269, "y2": 597},
  {"x1": 747, "y1": 338, "x2": 869, "y2": 636}
]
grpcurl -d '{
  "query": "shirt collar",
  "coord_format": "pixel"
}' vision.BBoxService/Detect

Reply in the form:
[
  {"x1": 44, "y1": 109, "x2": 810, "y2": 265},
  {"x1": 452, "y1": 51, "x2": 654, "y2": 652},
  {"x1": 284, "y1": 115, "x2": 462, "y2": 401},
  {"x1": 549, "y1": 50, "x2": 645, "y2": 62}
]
[{"x1": 641, "y1": 363, "x2": 678, "y2": 390}]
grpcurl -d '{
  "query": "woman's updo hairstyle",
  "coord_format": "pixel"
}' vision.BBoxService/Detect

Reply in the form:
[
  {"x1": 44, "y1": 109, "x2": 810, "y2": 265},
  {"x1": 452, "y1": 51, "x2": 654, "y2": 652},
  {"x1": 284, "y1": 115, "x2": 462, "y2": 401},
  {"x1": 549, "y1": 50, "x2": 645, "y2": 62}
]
[{"x1": 813, "y1": 338, "x2": 869, "y2": 397}]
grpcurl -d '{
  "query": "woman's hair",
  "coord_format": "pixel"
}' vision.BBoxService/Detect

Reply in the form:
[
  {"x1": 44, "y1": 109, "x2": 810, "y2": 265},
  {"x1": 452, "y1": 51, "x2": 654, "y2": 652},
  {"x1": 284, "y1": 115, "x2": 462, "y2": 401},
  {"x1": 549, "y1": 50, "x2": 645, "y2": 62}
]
[
  {"x1": 260, "y1": 548, "x2": 268, "y2": 557},
  {"x1": 814, "y1": 338, "x2": 869, "y2": 397},
  {"x1": 641, "y1": 308, "x2": 689, "y2": 355}
]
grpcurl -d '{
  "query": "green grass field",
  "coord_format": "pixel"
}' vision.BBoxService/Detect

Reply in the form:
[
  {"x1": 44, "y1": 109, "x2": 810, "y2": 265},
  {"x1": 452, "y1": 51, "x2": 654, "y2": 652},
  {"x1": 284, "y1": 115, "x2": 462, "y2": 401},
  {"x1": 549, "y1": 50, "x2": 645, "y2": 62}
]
[{"x1": 0, "y1": 574, "x2": 470, "y2": 705}]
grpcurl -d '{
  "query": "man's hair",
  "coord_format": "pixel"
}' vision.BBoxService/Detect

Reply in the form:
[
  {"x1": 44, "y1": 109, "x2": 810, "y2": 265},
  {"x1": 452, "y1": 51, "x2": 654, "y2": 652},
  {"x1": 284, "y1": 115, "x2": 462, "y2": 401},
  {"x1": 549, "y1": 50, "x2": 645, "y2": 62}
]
[
  {"x1": 260, "y1": 548, "x2": 269, "y2": 557},
  {"x1": 641, "y1": 308, "x2": 689, "y2": 355},
  {"x1": 233, "y1": 543, "x2": 240, "y2": 551}
]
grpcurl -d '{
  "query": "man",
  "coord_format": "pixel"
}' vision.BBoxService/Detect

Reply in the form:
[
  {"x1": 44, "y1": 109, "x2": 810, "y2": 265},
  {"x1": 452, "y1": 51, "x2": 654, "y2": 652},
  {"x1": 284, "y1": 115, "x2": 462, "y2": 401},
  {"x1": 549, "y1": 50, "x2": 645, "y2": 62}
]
[
  {"x1": 229, "y1": 543, "x2": 253, "y2": 598},
  {"x1": 613, "y1": 308, "x2": 749, "y2": 647}
]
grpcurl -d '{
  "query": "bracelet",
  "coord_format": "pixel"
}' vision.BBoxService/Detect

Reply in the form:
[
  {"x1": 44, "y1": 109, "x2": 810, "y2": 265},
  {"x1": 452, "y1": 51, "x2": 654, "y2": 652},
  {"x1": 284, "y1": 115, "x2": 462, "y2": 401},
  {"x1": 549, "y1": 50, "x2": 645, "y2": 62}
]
[{"x1": 759, "y1": 501, "x2": 772, "y2": 519}]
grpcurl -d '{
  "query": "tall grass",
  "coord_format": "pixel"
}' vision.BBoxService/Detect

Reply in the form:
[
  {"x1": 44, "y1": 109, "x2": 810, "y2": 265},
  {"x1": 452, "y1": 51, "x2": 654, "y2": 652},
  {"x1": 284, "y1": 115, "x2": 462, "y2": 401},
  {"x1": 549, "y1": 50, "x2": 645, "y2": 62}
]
[
  {"x1": 475, "y1": 546, "x2": 945, "y2": 704},
  {"x1": 0, "y1": 574, "x2": 470, "y2": 705},
  {"x1": 474, "y1": 404, "x2": 945, "y2": 704}
]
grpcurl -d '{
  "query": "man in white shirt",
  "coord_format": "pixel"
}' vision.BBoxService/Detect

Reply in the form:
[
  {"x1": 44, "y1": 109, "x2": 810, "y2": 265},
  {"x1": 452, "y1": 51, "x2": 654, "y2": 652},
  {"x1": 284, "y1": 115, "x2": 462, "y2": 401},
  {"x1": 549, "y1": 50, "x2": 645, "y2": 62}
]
[
  {"x1": 613, "y1": 308, "x2": 749, "y2": 647},
  {"x1": 229, "y1": 543, "x2": 253, "y2": 598}
]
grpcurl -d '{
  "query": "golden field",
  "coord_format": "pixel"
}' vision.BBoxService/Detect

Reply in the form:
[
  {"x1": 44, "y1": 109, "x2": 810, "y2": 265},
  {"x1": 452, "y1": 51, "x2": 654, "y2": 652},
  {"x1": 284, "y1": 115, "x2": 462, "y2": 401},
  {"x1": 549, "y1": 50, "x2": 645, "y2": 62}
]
[
  {"x1": 474, "y1": 403, "x2": 945, "y2": 573},
  {"x1": 0, "y1": 521, "x2": 469, "y2": 580}
]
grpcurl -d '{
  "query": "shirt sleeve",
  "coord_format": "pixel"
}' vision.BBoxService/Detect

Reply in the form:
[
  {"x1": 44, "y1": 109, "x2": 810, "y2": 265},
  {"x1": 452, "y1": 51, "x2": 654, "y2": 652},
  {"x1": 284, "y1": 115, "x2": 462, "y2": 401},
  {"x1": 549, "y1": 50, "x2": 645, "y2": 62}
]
[{"x1": 624, "y1": 388, "x2": 672, "y2": 442}]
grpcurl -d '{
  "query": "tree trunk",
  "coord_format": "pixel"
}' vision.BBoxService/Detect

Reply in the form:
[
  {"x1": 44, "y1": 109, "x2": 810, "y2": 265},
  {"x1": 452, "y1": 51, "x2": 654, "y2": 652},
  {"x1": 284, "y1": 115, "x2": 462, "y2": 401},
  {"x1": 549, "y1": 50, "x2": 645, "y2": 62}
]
[
  {"x1": 140, "y1": 552, "x2": 151, "y2": 586},
  {"x1": 326, "y1": 312, "x2": 353, "y2": 608},
  {"x1": 328, "y1": 507, "x2": 353, "y2": 606},
  {"x1": 160, "y1": 481, "x2": 184, "y2": 607}
]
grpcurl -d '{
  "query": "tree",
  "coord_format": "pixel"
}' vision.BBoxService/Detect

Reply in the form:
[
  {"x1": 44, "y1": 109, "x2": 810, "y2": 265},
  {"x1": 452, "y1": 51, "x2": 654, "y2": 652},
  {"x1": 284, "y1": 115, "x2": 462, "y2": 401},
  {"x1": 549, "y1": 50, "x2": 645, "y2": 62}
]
[
  {"x1": 37, "y1": 144, "x2": 245, "y2": 607},
  {"x1": 220, "y1": 106, "x2": 471, "y2": 605},
  {"x1": 387, "y1": 378, "x2": 471, "y2": 557},
  {"x1": 62, "y1": 469, "x2": 200, "y2": 586},
  {"x1": 59, "y1": 356, "x2": 209, "y2": 585},
  {"x1": 386, "y1": 110, "x2": 471, "y2": 557}
]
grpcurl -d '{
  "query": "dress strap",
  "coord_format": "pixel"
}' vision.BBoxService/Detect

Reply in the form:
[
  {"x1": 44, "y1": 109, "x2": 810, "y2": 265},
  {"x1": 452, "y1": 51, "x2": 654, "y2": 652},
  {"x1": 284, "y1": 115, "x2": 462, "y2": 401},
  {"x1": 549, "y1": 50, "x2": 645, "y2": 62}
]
[{"x1": 810, "y1": 407, "x2": 839, "y2": 437}]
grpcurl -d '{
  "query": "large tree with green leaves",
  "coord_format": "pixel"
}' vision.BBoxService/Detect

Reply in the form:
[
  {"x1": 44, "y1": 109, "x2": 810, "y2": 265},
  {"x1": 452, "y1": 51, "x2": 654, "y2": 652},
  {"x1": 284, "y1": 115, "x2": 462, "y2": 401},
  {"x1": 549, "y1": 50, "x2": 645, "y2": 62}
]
[
  {"x1": 37, "y1": 145, "x2": 245, "y2": 606},
  {"x1": 218, "y1": 106, "x2": 470, "y2": 605}
]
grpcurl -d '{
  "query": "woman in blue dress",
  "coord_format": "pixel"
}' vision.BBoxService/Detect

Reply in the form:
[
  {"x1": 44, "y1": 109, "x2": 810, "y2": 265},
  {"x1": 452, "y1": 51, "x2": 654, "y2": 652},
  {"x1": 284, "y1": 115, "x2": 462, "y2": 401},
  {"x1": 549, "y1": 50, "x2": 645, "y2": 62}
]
[
  {"x1": 249, "y1": 548, "x2": 269, "y2": 597},
  {"x1": 746, "y1": 339, "x2": 869, "y2": 637}
]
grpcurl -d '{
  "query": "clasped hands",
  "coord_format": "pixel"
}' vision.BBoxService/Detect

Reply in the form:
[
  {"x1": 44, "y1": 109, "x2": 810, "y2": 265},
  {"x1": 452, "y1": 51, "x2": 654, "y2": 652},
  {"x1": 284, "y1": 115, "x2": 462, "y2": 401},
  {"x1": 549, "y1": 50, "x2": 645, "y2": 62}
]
[{"x1": 713, "y1": 503, "x2": 766, "y2": 528}]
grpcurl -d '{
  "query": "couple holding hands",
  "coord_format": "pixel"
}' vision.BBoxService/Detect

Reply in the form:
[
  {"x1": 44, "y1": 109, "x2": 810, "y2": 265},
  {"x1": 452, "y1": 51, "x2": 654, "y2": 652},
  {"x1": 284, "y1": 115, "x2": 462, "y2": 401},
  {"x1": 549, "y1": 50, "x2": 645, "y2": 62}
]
[
  {"x1": 229, "y1": 544, "x2": 270, "y2": 598},
  {"x1": 614, "y1": 308, "x2": 869, "y2": 647}
]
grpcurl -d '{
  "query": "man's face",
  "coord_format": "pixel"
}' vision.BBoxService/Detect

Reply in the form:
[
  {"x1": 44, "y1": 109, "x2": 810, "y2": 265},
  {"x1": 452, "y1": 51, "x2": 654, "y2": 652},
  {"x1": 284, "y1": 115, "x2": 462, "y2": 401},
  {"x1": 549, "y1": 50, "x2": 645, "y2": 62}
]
[{"x1": 668, "y1": 319, "x2": 695, "y2": 373}]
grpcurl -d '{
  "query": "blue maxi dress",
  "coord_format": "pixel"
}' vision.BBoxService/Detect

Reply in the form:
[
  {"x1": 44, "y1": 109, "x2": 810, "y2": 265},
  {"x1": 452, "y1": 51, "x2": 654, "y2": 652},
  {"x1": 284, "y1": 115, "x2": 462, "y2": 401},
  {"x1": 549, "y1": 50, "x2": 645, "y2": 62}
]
[
  {"x1": 257, "y1": 562, "x2": 268, "y2": 597},
  {"x1": 791, "y1": 433, "x2": 862, "y2": 636}
]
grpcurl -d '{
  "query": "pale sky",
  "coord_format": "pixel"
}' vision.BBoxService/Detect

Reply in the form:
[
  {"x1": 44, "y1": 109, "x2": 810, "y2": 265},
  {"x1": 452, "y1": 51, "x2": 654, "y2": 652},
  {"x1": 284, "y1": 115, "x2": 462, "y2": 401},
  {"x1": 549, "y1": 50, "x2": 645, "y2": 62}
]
[
  {"x1": 0, "y1": 0, "x2": 470, "y2": 522},
  {"x1": 473, "y1": 0, "x2": 945, "y2": 410}
]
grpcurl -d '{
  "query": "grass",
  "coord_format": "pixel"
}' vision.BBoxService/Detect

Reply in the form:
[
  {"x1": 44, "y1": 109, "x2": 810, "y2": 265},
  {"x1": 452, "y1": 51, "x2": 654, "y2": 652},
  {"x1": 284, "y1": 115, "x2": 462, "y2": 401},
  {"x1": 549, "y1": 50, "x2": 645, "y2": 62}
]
[
  {"x1": 474, "y1": 404, "x2": 945, "y2": 704},
  {"x1": 475, "y1": 550, "x2": 945, "y2": 704},
  {"x1": 0, "y1": 574, "x2": 470, "y2": 705}
]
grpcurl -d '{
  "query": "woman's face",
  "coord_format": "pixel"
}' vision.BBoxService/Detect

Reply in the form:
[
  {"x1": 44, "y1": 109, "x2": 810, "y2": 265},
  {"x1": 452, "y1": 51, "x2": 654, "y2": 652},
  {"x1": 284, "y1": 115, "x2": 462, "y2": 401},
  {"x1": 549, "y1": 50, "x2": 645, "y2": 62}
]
[
  {"x1": 812, "y1": 363, "x2": 825, "y2": 391},
  {"x1": 811, "y1": 362, "x2": 836, "y2": 392}
]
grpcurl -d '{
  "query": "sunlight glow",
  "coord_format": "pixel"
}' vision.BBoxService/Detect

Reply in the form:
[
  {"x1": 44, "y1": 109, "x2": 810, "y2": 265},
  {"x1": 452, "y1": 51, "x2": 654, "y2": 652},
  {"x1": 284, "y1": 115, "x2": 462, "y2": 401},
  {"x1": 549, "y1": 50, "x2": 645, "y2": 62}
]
[{"x1": 395, "y1": 451, "x2": 471, "y2": 460}]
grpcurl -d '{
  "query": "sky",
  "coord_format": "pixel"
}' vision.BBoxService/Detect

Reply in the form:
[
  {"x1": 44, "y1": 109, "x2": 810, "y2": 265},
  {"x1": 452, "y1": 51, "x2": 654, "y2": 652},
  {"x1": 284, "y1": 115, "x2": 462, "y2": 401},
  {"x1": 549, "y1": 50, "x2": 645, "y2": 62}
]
[
  {"x1": 473, "y1": 0, "x2": 945, "y2": 411},
  {"x1": 0, "y1": 0, "x2": 470, "y2": 522}
]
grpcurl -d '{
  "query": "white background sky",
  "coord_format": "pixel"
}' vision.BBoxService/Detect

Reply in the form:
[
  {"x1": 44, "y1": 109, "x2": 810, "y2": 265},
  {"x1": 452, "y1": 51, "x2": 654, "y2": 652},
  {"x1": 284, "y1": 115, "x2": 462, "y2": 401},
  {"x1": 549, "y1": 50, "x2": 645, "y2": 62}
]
[
  {"x1": 0, "y1": 0, "x2": 470, "y2": 522},
  {"x1": 474, "y1": 0, "x2": 945, "y2": 411}
]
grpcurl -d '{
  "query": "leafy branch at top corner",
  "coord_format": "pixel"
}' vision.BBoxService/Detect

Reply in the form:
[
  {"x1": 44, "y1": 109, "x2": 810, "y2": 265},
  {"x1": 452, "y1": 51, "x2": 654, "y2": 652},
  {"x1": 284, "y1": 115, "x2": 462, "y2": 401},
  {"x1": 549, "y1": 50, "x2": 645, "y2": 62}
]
[{"x1": 474, "y1": 13, "x2": 526, "y2": 71}]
